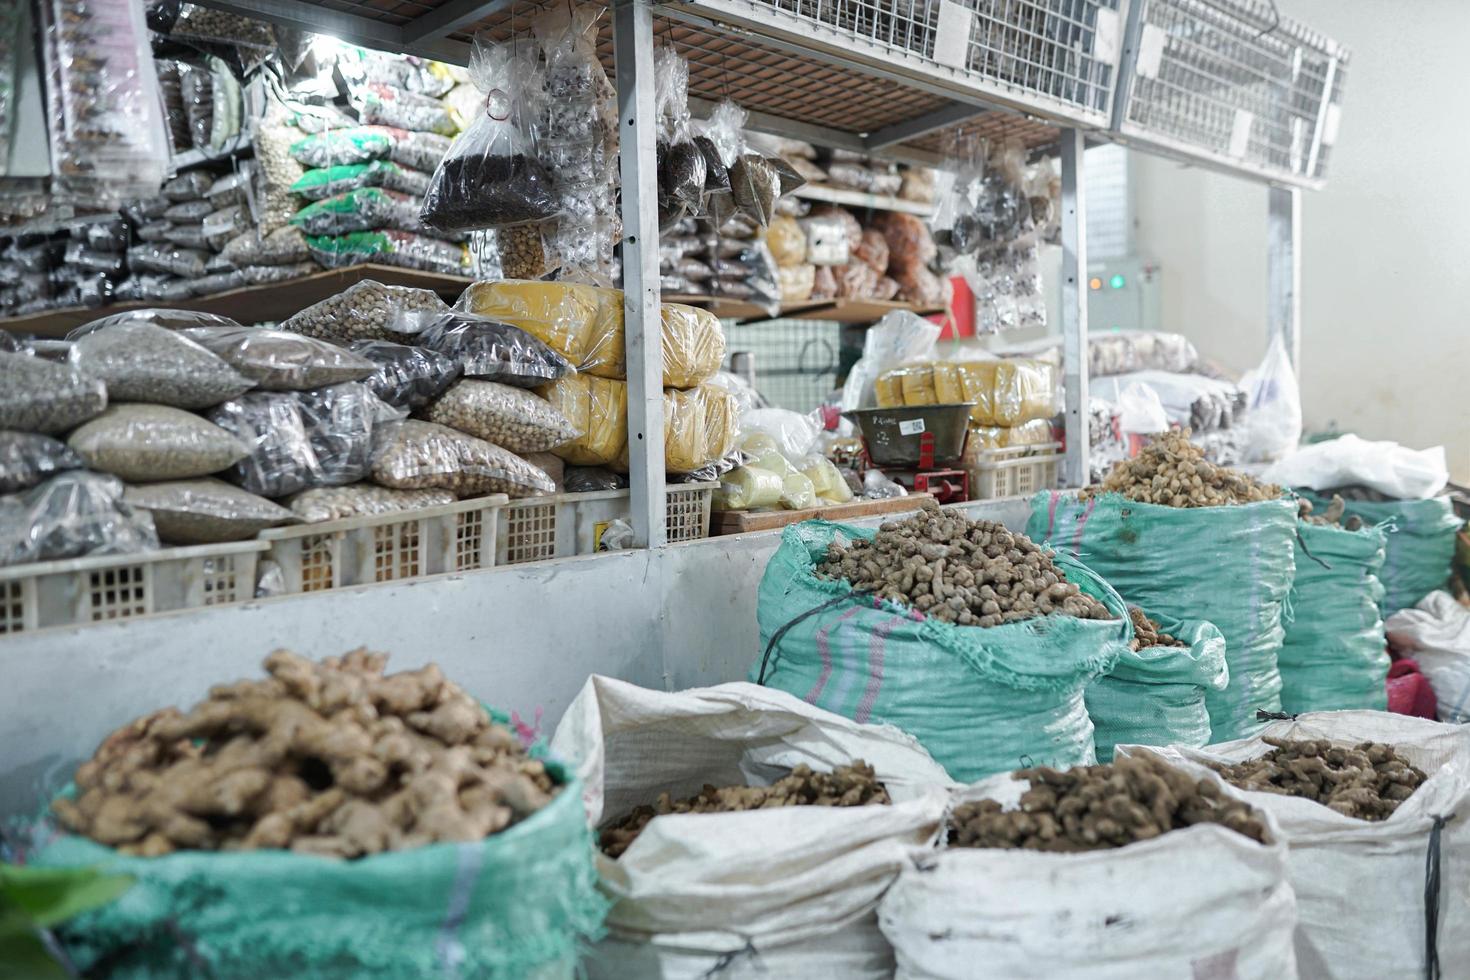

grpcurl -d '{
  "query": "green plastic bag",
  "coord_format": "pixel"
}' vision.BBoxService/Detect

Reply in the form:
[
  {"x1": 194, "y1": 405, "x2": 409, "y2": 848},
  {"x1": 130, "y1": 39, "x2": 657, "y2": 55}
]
[
  {"x1": 751, "y1": 519, "x2": 1132, "y2": 784},
  {"x1": 29, "y1": 763, "x2": 607, "y2": 979},
  {"x1": 291, "y1": 161, "x2": 432, "y2": 201},
  {"x1": 1029, "y1": 491, "x2": 1297, "y2": 743},
  {"x1": 1086, "y1": 613, "x2": 1228, "y2": 763},
  {"x1": 1279, "y1": 521, "x2": 1389, "y2": 712},
  {"x1": 1300, "y1": 492, "x2": 1458, "y2": 616}
]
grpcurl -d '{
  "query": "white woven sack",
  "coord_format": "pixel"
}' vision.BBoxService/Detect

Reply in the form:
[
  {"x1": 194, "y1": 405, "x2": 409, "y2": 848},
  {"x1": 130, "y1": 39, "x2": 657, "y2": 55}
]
[
  {"x1": 1386, "y1": 591, "x2": 1470, "y2": 723},
  {"x1": 878, "y1": 769, "x2": 1297, "y2": 980},
  {"x1": 1127, "y1": 710, "x2": 1470, "y2": 980},
  {"x1": 549, "y1": 675, "x2": 952, "y2": 980}
]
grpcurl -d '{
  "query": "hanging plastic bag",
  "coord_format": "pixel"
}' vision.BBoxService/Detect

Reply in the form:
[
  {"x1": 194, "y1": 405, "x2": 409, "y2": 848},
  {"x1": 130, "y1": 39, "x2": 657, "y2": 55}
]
[
  {"x1": 654, "y1": 46, "x2": 705, "y2": 227},
  {"x1": 1240, "y1": 334, "x2": 1301, "y2": 462},
  {"x1": 420, "y1": 42, "x2": 559, "y2": 233}
]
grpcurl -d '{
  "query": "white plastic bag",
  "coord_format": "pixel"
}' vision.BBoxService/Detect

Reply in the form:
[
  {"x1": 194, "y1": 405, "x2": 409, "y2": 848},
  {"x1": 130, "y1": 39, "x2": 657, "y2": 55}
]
[
  {"x1": 738, "y1": 407, "x2": 820, "y2": 462},
  {"x1": 550, "y1": 676, "x2": 951, "y2": 980},
  {"x1": 1387, "y1": 591, "x2": 1470, "y2": 723},
  {"x1": 1264, "y1": 433, "x2": 1450, "y2": 500},
  {"x1": 840, "y1": 311, "x2": 940, "y2": 412},
  {"x1": 1240, "y1": 334, "x2": 1301, "y2": 462},
  {"x1": 1117, "y1": 381, "x2": 1169, "y2": 437},
  {"x1": 879, "y1": 772, "x2": 1296, "y2": 980},
  {"x1": 1127, "y1": 710, "x2": 1470, "y2": 980}
]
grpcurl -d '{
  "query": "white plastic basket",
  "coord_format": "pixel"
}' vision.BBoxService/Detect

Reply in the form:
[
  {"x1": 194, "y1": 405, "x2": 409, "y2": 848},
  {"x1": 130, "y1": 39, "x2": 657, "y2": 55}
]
[
  {"x1": 497, "y1": 484, "x2": 717, "y2": 565},
  {"x1": 967, "y1": 443, "x2": 1063, "y2": 499},
  {"x1": 0, "y1": 541, "x2": 267, "y2": 635},
  {"x1": 260, "y1": 495, "x2": 508, "y2": 594}
]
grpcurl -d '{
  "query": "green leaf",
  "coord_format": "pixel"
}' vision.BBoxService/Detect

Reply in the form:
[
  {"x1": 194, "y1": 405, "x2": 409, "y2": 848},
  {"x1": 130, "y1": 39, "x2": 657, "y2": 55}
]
[
  {"x1": 0, "y1": 864, "x2": 134, "y2": 929},
  {"x1": 0, "y1": 928, "x2": 70, "y2": 979}
]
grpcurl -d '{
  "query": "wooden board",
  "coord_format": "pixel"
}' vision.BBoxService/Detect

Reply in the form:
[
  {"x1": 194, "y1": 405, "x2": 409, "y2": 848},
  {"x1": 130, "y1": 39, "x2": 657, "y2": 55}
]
[
  {"x1": 711, "y1": 493, "x2": 935, "y2": 535},
  {"x1": 792, "y1": 183, "x2": 936, "y2": 217},
  {"x1": 663, "y1": 293, "x2": 829, "y2": 323},
  {"x1": 1, "y1": 264, "x2": 474, "y2": 338},
  {"x1": 788, "y1": 298, "x2": 949, "y2": 324}
]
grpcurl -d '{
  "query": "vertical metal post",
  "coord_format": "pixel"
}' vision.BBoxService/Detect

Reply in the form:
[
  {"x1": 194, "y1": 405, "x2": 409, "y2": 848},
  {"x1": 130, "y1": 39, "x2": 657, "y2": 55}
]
[
  {"x1": 1059, "y1": 129, "x2": 1090, "y2": 488},
  {"x1": 1267, "y1": 184, "x2": 1301, "y2": 369},
  {"x1": 614, "y1": 0, "x2": 666, "y2": 547}
]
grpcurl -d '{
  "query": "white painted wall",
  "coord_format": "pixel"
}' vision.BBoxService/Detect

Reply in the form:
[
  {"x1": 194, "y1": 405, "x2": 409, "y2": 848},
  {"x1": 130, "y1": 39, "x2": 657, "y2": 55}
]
[{"x1": 1131, "y1": 0, "x2": 1470, "y2": 482}]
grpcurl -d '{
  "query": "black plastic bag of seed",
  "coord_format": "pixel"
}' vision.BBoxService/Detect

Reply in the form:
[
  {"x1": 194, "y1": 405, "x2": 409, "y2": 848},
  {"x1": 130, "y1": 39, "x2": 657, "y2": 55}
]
[
  {"x1": 348, "y1": 339, "x2": 462, "y2": 411},
  {"x1": 405, "y1": 310, "x2": 574, "y2": 389},
  {"x1": 654, "y1": 47, "x2": 705, "y2": 220},
  {"x1": 420, "y1": 42, "x2": 559, "y2": 233}
]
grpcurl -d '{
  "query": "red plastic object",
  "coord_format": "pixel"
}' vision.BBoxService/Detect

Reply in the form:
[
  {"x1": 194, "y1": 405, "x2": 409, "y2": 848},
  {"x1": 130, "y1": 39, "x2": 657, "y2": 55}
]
[
  {"x1": 918, "y1": 430, "x2": 936, "y2": 470},
  {"x1": 1387, "y1": 657, "x2": 1438, "y2": 719}
]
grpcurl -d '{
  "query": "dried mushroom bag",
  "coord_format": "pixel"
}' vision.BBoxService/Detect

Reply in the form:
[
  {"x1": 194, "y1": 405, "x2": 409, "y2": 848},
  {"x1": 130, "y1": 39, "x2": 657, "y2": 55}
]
[
  {"x1": 371, "y1": 419, "x2": 554, "y2": 497},
  {"x1": 0, "y1": 472, "x2": 158, "y2": 567},
  {"x1": 291, "y1": 160, "x2": 432, "y2": 201},
  {"x1": 660, "y1": 304, "x2": 726, "y2": 389},
  {"x1": 286, "y1": 484, "x2": 456, "y2": 523},
  {"x1": 68, "y1": 322, "x2": 254, "y2": 409},
  {"x1": 421, "y1": 43, "x2": 559, "y2": 233},
  {"x1": 422, "y1": 379, "x2": 580, "y2": 454},
  {"x1": 183, "y1": 326, "x2": 377, "y2": 391},
  {"x1": 68, "y1": 405, "x2": 249, "y2": 482},
  {"x1": 124, "y1": 478, "x2": 295, "y2": 545},
  {"x1": 407, "y1": 310, "x2": 575, "y2": 389},
  {"x1": 0, "y1": 431, "x2": 84, "y2": 494},
  {"x1": 349, "y1": 340, "x2": 461, "y2": 411},
  {"x1": 458, "y1": 279, "x2": 617, "y2": 370},
  {"x1": 538, "y1": 374, "x2": 627, "y2": 467},
  {"x1": 279, "y1": 279, "x2": 449, "y2": 346},
  {"x1": 0, "y1": 351, "x2": 108, "y2": 435}
]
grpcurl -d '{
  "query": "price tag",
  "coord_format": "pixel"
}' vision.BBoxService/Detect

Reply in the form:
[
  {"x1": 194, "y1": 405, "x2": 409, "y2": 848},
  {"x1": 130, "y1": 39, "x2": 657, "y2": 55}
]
[
  {"x1": 934, "y1": 1, "x2": 973, "y2": 70},
  {"x1": 1092, "y1": 9, "x2": 1120, "y2": 64},
  {"x1": 1136, "y1": 24, "x2": 1166, "y2": 79},
  {"x1": 1229, "y1": 109, "x2": 1254, "y2": 158},
  {"x1": 899, "y1": 418, "x2": 927, "y2": 436}
]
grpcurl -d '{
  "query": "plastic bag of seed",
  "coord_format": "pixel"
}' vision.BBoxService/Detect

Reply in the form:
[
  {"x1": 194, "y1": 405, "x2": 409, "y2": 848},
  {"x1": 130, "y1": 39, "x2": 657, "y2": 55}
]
[
  {"x1": 124, "y1": 478, "x2": 295, "y2": 545},
  {"x1": 406, "y1": 310, "x2": 575, "y2": 389},
  {"x1": 62, "y1": 243, "x2": 126, "y2": 276},
  {"x1": 163, "y1": 225, "x2": 210, "y2": 251},
  {"x1": 241, "y1": 262, "x2": 319, "y2": 285},
  {"x1": 0, "y1": 431, "x2": 84, "y2": 493},
  {"x1": 354, "y1": 82, "x2": 460, "y2": 136},
  {"x1": 278, "y1": 279, "x2": 449, "y2": 346},
  {"x1": 286, "y1": 484, "x2": 456, "y2": 523},
  {"x1": 202, "y1": 205, "x2": 249, "y2": 250},
  {"x1": 127, "y1": 244, "x2": 210, "y2": 278},
  {"x1": 205, "y1": 170, "x2": 251, "y2": 208},
  {"x1": 288, "y1": 126, "x2": 396, "y2": 168},
  {"x1": 218, "y1": 226, "x2": 313, "y2": 267},
  {"x1": 135, "y1": 220, "x2": 172, "y2": 243},
  {"x1": 420, "y1": 42, "x2": 560, "y2": 233},
  {"x1": 422, "y1": 379, "x2": 580, "y2": 454},
  {"x1": 371, "y1": 419, "x2": 554, "y2": 497},
  {"x1": 162, "y1": 170, "x2": 212, "y2": 202},
  {"x1": 189, "y1": 271, "x2": 247, "y2": 297},
  {"x1": 68, "y1": 405, "x2": 249, "y2": 482},
  {"x1": 68, "y1": 321, "x2": 253, "y2": 409},
  {"x1": 164, "y1": 199, "x2": 214, "y2": 223},
  {"x1": 0, "y1": 351, "x2": 108, "y2": 434},
  {"x1": 290, "y1": 188, "x2": 423, "y2": 236},
  {"x1": 348, "y1": 339, "x2": 461, "y2": 411},
  {"x1": 305, "y1": 230, "x2": 468, "y2": 276},
  {"x1": 385, "y1": 129, "x2": 453, "y2": 174},
  {"x1": 290, "y1": 160, "x2": 433, "y2": 201},
  {"x1": 0, "y1": 471, "x2": 158, "y2": 566},
  {"x1": 182, "y1": 326, "x2": 376, "y2": 391}
]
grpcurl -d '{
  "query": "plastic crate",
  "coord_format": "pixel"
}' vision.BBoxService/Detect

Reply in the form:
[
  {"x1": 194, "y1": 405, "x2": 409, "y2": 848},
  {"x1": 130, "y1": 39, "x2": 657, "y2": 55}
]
[
  {"x1": 1113, "y1": 0, "x2": 1348, "y2": 185},
  {"x1": 260, "y1": 495, "x2": 508, "y2": 594},
  {"x1": 0, "y1": 541, "x2": 267, "y2": 635},
  {"x1": 496, "y1": 484, "x2": 717, "y2": 565},
  {"x1": 966, "y1": 443, "x2": 1063, "y2": 499}
]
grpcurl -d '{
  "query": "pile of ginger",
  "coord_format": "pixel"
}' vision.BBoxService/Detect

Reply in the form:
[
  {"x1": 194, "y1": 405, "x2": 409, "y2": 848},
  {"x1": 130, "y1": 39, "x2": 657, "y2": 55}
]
[{"x1": 53, "y1": 649, "x2": 557, "y2": 858}]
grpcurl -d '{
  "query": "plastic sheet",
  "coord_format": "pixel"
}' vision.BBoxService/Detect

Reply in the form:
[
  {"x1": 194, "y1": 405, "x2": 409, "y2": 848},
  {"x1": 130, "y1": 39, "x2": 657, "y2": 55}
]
[
  {"x1": 1266, "y1": 435, "x2": 1450, "y2": 501},
  {"x1": 424, "y1": 379, "x2": 580, "y2": 454},
  {"x1": 0, "y1": 351, "x2": 108, "y2": 435},
  {"x1": 69, "y1": 322, "x2": 253, "y2": 409},
  {"x1": 421, "y1": 44, "x2": 559, "y2": 233},
  {"x1": 68, "y1": 404, "x2": 249, "y2": 482},
  {"x1": 371, "y1": 419, "x2": 554, "y2": 497},
  {"x1": 123, "y1": 478, "x2": 295, "y2": 544},
  {"x1": 305, "y1": 231, "x2": 468, "y2": 276},
  {"x1": 291, "y1": 188, "x2": 424, "y2": 236},
  {"x1": 0, "y1": 431, "x2": 83, "y2": 494},
  {"x1": 182, "y1": 326, "x2": 376, "y2": 391},
  {"x1": 286, "y1": 484, "x2": 456, "y2": 523},
  {"x1": 349, "y1": 340, "x2": 461, "y2": 411},
  {"x1": 209, "y1": 384, "x2": 385, "y2": 497},
  {"x1": 408, "y1": 310, "x2": 575, "y2": 389},
  {"x1": 0, "y1": 472, "x2": 157, "y2": 566}
]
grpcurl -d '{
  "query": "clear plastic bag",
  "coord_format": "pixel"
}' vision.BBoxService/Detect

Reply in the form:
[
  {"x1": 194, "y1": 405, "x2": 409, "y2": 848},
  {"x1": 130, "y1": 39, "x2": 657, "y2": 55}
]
[
  {"x1": 201, "y1": 205, "x2": 250, "y2": 251},
  {"x1": 564, "y1": 466, "x2": 626, "y2": 492},
  {"x1": 0, "y1": 351, "x2": 108, "y2": 435},
  {"x1": 777, "y1": 264, "x2": 816, "y2": 302},
  {"x1": 68, "y1": 404, "x2": 249, "y2": 482},
  {"x1": 123, "y1": 478, "x2": 294, "y2": 545},
  {"x1": 280, "y1": 279, "x2": 449, "y2": 346},
  {"x1": 1240, "y1": 334, "x2": 1302, "y2": 463},
  {"x1": 218, "y1": 226, "x2": 313, "y2": 267},
  {"x1": 127, "y1": 243, "x2": 209, "y2": 278},
  {"x1": 655, "y1": 46, "x2": 705, "y2": 224},
  {"x1": 810, "y1": 265, "x2": 837, "y2": 301},
  {"x1": 291, "y1": 160, "x2": 433, "y2": 201},
  {"x1": 162, "y1": 225, "x2": 209, "y2": 251},
  {"x1": 538, "y1": 374, "x2": 627, "y2": 466},
  {"x1": 291, "y1": 187, "x2": 424, "y2": 236},
  {"x1": 61, "y1": 243, "x2": 126, "y2": 276},
  {"x1": 765, "y1": 215, "x2": 807, "y2": 268},
  {"x1": 423, "y1": 378, "x2": 580, "y2": 454},
  {"x1": 354, "y1": 83, "x2": 459, "y2": 136},
  {"x1": 289, "y1": 127, "x2": 395, "y2": 168},
  {"x1": 286, "y1": 484, "x2": 456, "y2": 523},
  {"x1": 205, "y1": 171, "x2": 252, "y2": 208},
  {"x1": 407, "y1": 310, "x2": 576, "y2": 389},
  {"x1": 190, "y1": 271, "x2": 247, "y2": 297},
  {"x1": 421, "y1": 43, "x2": 560, "y2": 233},
  {"x1": 241, "y1": 262, "x2": 319, "y2": 285},
  {"x1": 852, "y1": 228, "x2": 890, "y2": 275},
  {"x1": 305, "y1": 230, "x2": 468, "y2": 276},
  {"x1": 874, "y1": 211, "x2": 938, "y2": 277},
  {"x1": 349, "y1": 340, "x2": 461, "y2": 411},
  {"x1": 371, "y1": 419, "x2": 554, "y2": 497},
  {"x1": 0, "y1": 431, "x2": 83, "y2": 493},
  {"x1": 0, "y1": 472, "x2": 158, "y2": 566},
  {"x1": 182, "y1": 326, "x2": 376, "y2": 391},
  {"x1": 171, "y1": 3, "x2": 274, "y2": 49},
  {"x1": 68, "y1": 321, "x2": 253, "y2": 409},
  {"x1": 834, "y1": 262, "x2": 880, "y2": 299},
  {"x1": 163, "y1": 170, "x2": 212, "y2": 202},
  {"x1": 73, "y1": 220, "x2": 129, "y2": 253}
]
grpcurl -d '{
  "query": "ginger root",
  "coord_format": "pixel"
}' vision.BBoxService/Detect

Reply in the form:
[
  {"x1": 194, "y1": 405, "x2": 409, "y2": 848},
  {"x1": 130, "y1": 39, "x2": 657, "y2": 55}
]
[
  {"x1": 1211, "y1": 737, "x2": 1427, "y2": 821},
  {"x1": 53, "y1": 649, "x2": 557, "y2": 858},
  {"x1": 1084, "y1": 429, "x2": 1281, "y2": 508}
]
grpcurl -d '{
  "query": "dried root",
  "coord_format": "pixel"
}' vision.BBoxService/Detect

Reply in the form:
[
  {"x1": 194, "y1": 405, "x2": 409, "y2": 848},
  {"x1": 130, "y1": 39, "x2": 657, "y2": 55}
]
[
  {"x1": 1297, "y1": 494, "x2": 1364, "y2": 530},
  {"x1": 816, "y1": 507, "x2": 1114, "y2": 627},
  {"x1": 600, "y1": 761, "x2": 890, "y2": 858},
  {"x1": 1085, "y1": 429, "x2": 1281, "y2": 508},
  {"x1": 1128, "y1": 607, "x2": 1185, "y2": 651},
  {"x1": 53, "y1": 649, "x2": 556, "y2": 858},
  {"x1": 1211, "y1": 737, "x2": 1427, "y2": 821},
  {"x1": 949, "y1": 754, "x2": 1270, "y2": 852}
]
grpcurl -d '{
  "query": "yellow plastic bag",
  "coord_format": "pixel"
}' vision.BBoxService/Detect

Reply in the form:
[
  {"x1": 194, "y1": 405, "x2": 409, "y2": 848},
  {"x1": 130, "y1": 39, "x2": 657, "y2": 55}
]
[
  {"x1": 538, "y1": 374, "x2": 627, "y2": 466},
  {"x1": 781, "y1": 471, "x2": 817, "y2": 510},
  {"x1": 965, "y1": 419, "x2": 1055, "y2": 452},
  {"x1": 460, "y1": 279, "x2": 617, "y2": 369},
  {"x1": 700, "y1": 382, "x2": 739, "y2": 464},
  {"x1": 714, "y1": 466, "x2": 783, "y2": 510},
  {"x1": 876, "y1": 358, "x2": 1056, "y2": 425},
  {"x1": 766, "y1": 215, "x2": 808, "y2": 268},
  {"x1": 799, "y1": 454, "x2": 852, "y2": 503},
  {"x1": 777, "y1": 265, "x2": 816, "y2": 302},
  {"x1": 613, "y1": 382, "x2": 740, "y2": 474},
  {"x1": 661, "y1": 304, "x2": 726, "y2": 389}
]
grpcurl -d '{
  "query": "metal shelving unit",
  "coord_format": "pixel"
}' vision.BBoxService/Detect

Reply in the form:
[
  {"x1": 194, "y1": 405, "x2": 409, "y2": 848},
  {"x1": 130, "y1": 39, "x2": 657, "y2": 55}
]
[{"x1": 189, "y1": 0, "x2": 1346, "y2": 546}]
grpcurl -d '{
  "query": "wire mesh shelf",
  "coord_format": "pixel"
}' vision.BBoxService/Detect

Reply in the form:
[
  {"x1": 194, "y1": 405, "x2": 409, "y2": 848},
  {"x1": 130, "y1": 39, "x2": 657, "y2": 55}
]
[
  {"x1": 1113, "y1": 0, "x2": 1347, "y2": 186},
  {"x1": 725, "y1": 318, "x2": 843, "y2": 413}
]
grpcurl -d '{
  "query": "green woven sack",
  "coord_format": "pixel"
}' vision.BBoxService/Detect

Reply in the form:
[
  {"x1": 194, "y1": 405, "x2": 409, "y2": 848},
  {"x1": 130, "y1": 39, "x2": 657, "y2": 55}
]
[
  {"x1": 1028, "y1": 491, "x2": 1297, "y2": 743},
  {"x1": 1279, "y1": 521, "x2": 1389, "y2": 712},
  {"x1": 1086, "y1": 613, "x2": 1228, "y2": 763},
  {"x1": 1300, "y1": 492, "x2": 1459, "y2": 616},
  {"x1": 751, "y1": 519, "x2": 1133, "y2": 784},
  {"x1": 29, "y1": 762, "x2": 607, "y2": 979}
]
